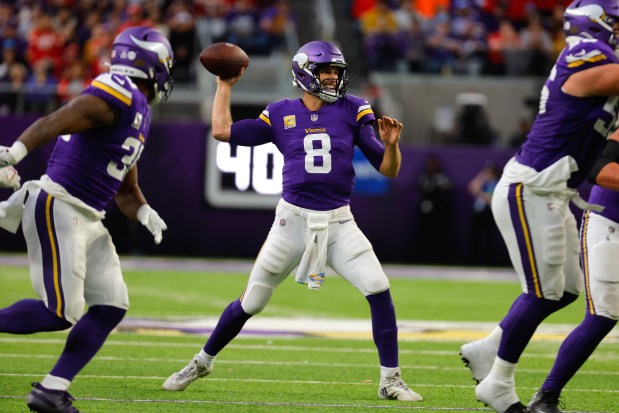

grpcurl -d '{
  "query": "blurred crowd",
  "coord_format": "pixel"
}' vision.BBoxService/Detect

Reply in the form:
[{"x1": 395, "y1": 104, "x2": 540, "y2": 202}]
[
  {"x1": 0, "y1": 0, "x2": 573, "y2": 117},
  {"x1": 0, "y1": 0, "x2": 296, "y2": 115},
  {"x1": 353, "y1": 0, "x2": 569, "y2": 75}
]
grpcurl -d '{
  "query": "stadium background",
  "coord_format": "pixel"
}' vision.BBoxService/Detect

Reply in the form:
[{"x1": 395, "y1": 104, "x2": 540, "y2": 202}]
[{"x1": 0, "y1": 0, "x2": 579, "y2": 266}]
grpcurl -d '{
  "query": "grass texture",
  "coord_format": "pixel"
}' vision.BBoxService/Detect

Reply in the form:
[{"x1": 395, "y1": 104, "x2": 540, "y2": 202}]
[{"x1": 0, "y1": 262, "x2": 617, "y2": 412}]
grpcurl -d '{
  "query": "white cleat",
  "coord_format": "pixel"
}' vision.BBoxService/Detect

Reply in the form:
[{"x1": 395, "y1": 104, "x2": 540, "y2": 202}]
[
  {"x1": 475, "y1": 375, "x2": 527, "y2": 413},
  {"x1": 460, "y1": 339, "x2": 497, "y2": 383},
  {"x1": 162, "y1": 355, "x2": 212, "y2": 391},
  {"x1": 378, "y1": 368, "x2": 423, "y2": 402}
]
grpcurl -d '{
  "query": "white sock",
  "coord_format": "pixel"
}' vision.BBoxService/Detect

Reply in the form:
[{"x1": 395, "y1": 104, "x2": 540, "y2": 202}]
[
  {"x1": 40, "y1": 375, "x2": 70, "y2": 391},
  {"x1": 488, "y1": 357, "x2": 516, "y2": 381},
  {"x1": 380, "y1": 366, "x2": 399, "y2": 379},
  {"x1": 197, "y1": 350, "x2": 215, "y2": 366}
]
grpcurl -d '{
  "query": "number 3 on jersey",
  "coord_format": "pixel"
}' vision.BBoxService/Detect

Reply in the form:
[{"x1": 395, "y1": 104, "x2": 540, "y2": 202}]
[
  {"x1": 304, "y1": 133, "x2": 332, "y2": 173},
  {"x1": 107, "y1": 136, "x2": 144, "y2": 181}
]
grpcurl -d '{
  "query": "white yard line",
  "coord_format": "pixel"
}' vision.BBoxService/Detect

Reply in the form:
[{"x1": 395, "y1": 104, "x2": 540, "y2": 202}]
[
  {"x1": 1, "y1": 352, "x2": 618, "y2": 375},
  {"x1": 0, "y1": 372, "x2": 618, "y2": 394}
]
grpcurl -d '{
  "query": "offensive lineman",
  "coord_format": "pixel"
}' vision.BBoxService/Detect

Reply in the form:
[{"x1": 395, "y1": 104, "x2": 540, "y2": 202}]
[
  {"x1": 526, "y1": 126, "x2": 619, "y2": 413},
  {"x1": 459, "y1": 1, "x2": 619, "y2": 412},
  {"x1": 0, "y1": 26, "x2": 174, "y2": 413},
  {"x1": 163, "y1": 40, "x2": 421, "y2": 402}
]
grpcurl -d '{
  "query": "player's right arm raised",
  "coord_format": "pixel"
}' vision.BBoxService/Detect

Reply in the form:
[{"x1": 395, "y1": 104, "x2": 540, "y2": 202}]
[{"x1": 211, "y1": 68, "x2": 245, "y2": 142}]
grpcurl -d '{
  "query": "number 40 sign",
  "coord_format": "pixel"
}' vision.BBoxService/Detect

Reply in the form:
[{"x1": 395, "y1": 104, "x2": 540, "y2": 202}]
[{"x1": 204, "y1": 133, "x2": 283, "y2": 209}]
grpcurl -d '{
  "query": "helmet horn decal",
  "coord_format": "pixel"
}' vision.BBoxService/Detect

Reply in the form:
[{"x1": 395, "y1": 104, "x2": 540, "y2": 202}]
[
  {"x1": 110, "y1": 26, "x2": 175, "y2": 104},
  {"x1": 130, "y1": 34, "x2": 173, "y2": 73}
]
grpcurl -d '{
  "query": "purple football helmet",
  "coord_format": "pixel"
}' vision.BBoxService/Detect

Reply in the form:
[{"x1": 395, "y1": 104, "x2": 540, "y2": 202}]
[
  {"x1": 291, "y1": 41, "x2": 349, "y2": 103},
  {"x1": 109, "y1": 26, "x2": 175, "y2": 104},
  {"x1": 564, "y1": 0, "x2": 619, "y2": 46}
]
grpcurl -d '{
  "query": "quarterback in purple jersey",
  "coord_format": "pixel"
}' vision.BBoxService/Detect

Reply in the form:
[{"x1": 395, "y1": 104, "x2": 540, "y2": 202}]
[
  {"x1": 163, "y1": 40, "x2": 422, "y2": 402},
  {"x1": 459, "y1": 1, "x2": 619, "y2": 413},
  {"x1": 0, "y1": 26, "x2": 174, "y2": 413}
]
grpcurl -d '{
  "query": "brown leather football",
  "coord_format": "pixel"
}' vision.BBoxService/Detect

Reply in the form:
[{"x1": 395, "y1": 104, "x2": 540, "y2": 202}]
[{"x1": 198, "y1": 42, "x2": 249, "y2": 79}]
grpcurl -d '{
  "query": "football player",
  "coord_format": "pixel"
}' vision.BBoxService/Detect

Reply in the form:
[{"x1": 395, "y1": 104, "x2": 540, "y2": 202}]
[
  {"x1": 459, "y1": 1, "x2": 619, "y2": 412},
  {"x1": 0, "y1": 26, "x2": 174, "y2": 413},
  {"x1": 163, "y1": 40, "x2": 421, "y2": 402},
  {"x1": 526, "y1": 128, "x2": 619, "y2": 413}
]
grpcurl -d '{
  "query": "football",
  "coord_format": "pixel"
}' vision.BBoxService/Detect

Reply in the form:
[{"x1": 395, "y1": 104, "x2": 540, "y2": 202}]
[{"x1": 198, "y1": 42, "x2": 250, "y2": 79}]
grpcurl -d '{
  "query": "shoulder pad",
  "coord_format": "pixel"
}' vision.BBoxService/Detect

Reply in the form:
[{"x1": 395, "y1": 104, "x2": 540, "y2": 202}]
[
  {"x1": 90, "y1": 73, "x2": 134, "y2": 106},
  {"x1": 563, "y1": 38, "x2": 616, "y2": 68}
]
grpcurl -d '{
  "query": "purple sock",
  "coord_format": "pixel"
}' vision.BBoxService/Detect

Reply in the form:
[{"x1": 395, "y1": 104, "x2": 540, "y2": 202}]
[
  {"x1": 204, "y1": 300, "x2": 252, "y2": 356},
  {"x1": 498, "y1": 292, "x2": 578, "y2": 363},
  {"x1": 366, "y1": 289, "x2": 398, "y2": 367},
  {"x1": 50, "y1": 305, "x2": 126, "y2": 381},
  {"x1": 542, "y1": 312, "x2": 616, "y2": 393},
  {"x1": 0, "y1": 299, "x2": 71, "y2": 333}
]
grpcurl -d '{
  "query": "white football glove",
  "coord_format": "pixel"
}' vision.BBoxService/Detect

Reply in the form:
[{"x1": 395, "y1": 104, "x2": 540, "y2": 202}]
[
  {"x1": 0, "y1": 166, "x2": 21, "y2": 190},
  {"x1": 0, "y1": 141, "x2": 27, "y2": 167},
  {"x1": 137, "y1": 204, "x2": 167, "y2": 244}
]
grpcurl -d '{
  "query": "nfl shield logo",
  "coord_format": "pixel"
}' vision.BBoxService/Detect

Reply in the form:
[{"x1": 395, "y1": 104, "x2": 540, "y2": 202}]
[
  {"x1": 311, "y1": 113, "x2": 318, "y2": 122},
  {"x1": 279, "y1": 219, "x2": 286, "y2": 226}
]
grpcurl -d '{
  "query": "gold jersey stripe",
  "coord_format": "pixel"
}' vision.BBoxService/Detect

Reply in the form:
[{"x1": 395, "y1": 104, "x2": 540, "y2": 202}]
[
  {"x1": 356, "y1": 108, "x2": 373, "y2": 122},
  {"x1": 259, "y1": 113, "x2": 271, "y2": 126},
  {"x1": 92, "y1": 80, "x2": 132, "y2": 106}
]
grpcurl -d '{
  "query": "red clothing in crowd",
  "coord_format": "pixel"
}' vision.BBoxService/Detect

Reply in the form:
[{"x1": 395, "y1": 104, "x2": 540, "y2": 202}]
[{"x1": 27, "y1": 28, "x2": 64, "y2": 77}]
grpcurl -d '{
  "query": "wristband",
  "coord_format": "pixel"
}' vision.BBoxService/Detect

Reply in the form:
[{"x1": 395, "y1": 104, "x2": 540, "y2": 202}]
[
  {"x1": 9, "y1": 141, "x2": 27, "y2": 164},
  {"x1": 137, "y1": 204, "x2": 151, "y2": 222}
]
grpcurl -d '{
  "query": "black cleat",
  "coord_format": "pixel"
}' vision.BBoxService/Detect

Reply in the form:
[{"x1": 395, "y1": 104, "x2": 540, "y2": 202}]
[
  {"x1": 528, "y1": 389, "x2": 563, "y2": 413},
  {"x1": 505, "y1": 401, "x2": 530, "y2": 413},
  {"x1": 26, "y1": 382, "x2": 80, "y2": 413}
]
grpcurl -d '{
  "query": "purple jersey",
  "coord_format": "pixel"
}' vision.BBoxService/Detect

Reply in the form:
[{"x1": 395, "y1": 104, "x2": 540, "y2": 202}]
[
  {"x1": 46, "y1": 73, "x2": 151, "y2": 211},
  {"x1": 588, "y1": 185, "x2": 619, "y2": 223},
  {"x1": 516, "y1": 37, "x2": 619, "y2": 188},
  {"x1": 230, "y1": 94, "x2": 383, "y2": 210}
]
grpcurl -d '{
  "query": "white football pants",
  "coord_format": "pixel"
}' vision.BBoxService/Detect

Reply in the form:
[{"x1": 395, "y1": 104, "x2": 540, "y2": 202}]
[
  {"x1": 581, "y1": 211, "x2": 619, "y2": 319},
  {"x1": 492, "y1": 178, "x2": 582, "y2": 300},
  {"x1": 22, "y1": 188, "x2": 129, "y2": 324},
  {"x1": 239, "y1": 199, "x2": 390, "y2": 315}
]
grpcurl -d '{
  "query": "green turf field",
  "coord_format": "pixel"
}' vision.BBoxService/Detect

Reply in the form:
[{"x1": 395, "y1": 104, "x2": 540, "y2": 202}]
[{"x1": 1, "y1": 262, "x2": 617, "y2": 412}]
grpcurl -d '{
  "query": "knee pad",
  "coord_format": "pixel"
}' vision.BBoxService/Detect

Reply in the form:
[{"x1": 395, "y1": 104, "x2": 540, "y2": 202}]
[
  {"x1": 588, "y1": 241, "x2": 619, "y2": 318},
  {"x1": 594, "y1": 280, "x2": 619, "y2": 319},
  {"x1": 257, "y1": 235, "x2": 295, "y2": 274},
  {"x1": 361, "y1": 269, "x2": 390, "y2": 295},
  {"x1": 345, "y1": 252, "x2": 389, "y2": 295},
  {"x1": 343, "y1": 234, "x2": 389, "y2": 295},
  {"x1": 241, "y1": 282, "x2": 274, "y2": 315},
  {"x1": 62, "y1": 297, "x2": 86, "y2": 325}
]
